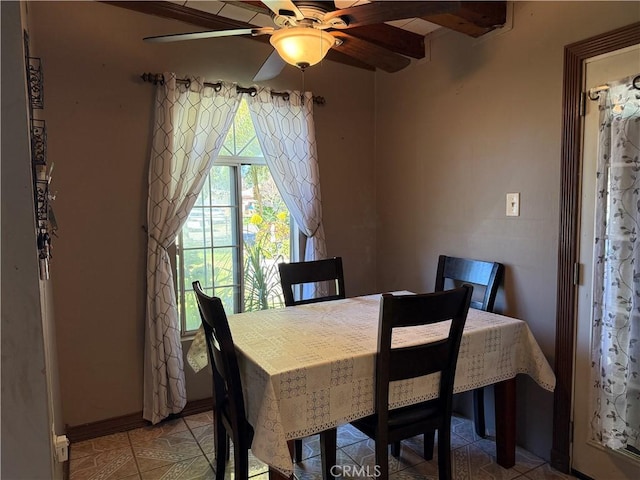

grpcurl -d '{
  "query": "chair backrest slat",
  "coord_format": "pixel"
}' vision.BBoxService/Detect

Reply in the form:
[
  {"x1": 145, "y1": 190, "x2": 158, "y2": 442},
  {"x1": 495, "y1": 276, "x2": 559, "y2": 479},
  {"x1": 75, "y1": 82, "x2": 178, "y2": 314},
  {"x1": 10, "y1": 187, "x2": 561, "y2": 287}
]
[
  {"x1": 387, "y1": 340, "x2": 449, "y2": 381},
  {"x1": 435, "y1": 255, "x2": 504, "y2": 312},
  {"x1": 278, "y1": 257, "x2": 345, "y2": 306}
]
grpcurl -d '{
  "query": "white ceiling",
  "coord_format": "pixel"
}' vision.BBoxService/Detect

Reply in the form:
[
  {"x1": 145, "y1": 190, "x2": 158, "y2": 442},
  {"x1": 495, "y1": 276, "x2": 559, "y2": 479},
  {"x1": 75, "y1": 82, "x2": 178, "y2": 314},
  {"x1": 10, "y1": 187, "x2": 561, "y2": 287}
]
[{"x1": 169, "y1": 0, "x2": 441, "y2": 36}]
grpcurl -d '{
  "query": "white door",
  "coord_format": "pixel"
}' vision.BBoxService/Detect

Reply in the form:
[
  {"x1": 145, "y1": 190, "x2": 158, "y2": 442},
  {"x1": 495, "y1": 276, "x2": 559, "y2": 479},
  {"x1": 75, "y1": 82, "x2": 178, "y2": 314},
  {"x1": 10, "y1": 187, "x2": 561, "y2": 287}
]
[{"x1": 574, "y1": 45, "x2": 640, "y2": 479}]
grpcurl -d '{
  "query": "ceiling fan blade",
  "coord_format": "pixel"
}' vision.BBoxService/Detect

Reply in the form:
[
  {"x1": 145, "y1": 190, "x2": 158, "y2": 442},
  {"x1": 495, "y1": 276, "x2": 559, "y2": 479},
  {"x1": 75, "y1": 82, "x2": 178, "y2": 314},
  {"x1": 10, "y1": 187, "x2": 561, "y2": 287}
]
[
  {"x1": 330, "y1": 31, "x2": 410, "y2": 73},
  {"x1": 326, "y1": 1, "x2": 459, "y2": 29},
  {"x1": 253, "y1": 50, "x2": 287, "y2": 82},
  {"x1": 422, "y1": 2, "x2": 507, "y2": 38},
  {"x1": 262, "y1": 0, "x2": 305, "y2": 20},
  {"x1": 144, "y1": 27, "x2": 273, "y2": 43},
  {"x1": 345, "y1": 24, "x2": 425, "y2": 59}
]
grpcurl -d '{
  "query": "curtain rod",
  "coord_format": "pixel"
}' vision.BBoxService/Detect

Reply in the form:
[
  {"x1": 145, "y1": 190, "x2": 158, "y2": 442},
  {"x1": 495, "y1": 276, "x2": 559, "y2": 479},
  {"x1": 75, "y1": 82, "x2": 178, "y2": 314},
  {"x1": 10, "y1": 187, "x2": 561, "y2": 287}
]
[
  {"x1": 140, "y1": 72, "x2": 326, "y2": 106},
  {"x1": 588, "y1": 74, "x2": 640, "y2": 101}
]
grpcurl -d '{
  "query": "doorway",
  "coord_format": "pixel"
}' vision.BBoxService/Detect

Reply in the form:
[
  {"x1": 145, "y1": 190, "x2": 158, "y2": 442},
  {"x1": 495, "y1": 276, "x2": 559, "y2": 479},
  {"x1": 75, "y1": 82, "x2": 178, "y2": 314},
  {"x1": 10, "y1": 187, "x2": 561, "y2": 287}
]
[
  {"x1": 574, "y1": 45, "x2": 640, "y2": 479},
  {"x1": 552, "y1": 22, "x2": 640, "y2": 474}
]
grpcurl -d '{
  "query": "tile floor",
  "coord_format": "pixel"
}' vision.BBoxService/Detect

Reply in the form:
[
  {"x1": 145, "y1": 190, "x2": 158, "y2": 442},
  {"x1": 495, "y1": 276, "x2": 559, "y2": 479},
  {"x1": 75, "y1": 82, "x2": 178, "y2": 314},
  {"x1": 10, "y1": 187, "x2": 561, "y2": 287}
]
[{"x1": 69, "y1": 412, "x2": 577, "y2": 480}]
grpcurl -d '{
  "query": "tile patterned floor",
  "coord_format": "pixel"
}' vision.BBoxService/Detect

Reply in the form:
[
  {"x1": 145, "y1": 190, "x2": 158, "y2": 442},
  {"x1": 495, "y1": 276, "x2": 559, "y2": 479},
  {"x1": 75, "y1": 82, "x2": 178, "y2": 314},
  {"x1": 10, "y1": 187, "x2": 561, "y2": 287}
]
[{"x1": 69, "y1": 413, "x2": 577, "y2": 480}]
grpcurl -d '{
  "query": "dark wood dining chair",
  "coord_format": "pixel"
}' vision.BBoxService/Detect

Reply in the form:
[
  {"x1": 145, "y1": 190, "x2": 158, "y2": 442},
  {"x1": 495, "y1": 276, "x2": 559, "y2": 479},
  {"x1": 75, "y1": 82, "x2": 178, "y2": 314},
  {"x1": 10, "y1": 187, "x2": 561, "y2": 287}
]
[
  {"x1": 350, "y1": 286, "x2": 473, "y2": 480},
  {"x1": 278, "y1": 256, "x2": 345, "y2": 307},
  {"x1": 193, "y1": 281, "x2": 253, "y2": 479},
  {"x1": 435, "y1": 255, "x2": 504, "y2": 438},
  {"x1": 193, "y1": 281, "x2": 337, "y2": 479},
  {"x1": 277, "y1": 256, "x2": 344, "y2": 463}
]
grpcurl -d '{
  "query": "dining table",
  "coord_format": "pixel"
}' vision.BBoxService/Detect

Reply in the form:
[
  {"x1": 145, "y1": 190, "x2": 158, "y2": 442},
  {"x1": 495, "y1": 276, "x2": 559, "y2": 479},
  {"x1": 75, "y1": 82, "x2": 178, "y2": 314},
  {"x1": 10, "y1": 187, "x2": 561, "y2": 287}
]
[{"x1": 187, "y1": 292, "x2": 556, "y2": 478}]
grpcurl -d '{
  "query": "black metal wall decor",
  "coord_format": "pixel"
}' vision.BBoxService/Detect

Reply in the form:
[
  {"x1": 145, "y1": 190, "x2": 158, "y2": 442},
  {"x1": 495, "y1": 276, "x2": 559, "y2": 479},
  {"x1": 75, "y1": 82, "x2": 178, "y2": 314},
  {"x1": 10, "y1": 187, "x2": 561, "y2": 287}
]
[
  {"x1": 24, "y1": 30, "x2": 56, "y2": 280},
  {"x1": 27, "y1": 56, "x2": 44, "y2": 110},
  {"x1": 30, "y1": 118, "x2": 47, "y2": 165}
]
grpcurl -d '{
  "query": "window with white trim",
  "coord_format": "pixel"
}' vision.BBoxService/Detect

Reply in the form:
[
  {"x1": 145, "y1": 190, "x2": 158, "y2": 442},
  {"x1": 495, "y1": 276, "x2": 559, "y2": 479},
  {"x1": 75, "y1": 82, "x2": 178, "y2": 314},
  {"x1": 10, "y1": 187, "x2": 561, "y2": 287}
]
[{"x1": 176, "y1": 99, "x2": 291, "y2": 334}]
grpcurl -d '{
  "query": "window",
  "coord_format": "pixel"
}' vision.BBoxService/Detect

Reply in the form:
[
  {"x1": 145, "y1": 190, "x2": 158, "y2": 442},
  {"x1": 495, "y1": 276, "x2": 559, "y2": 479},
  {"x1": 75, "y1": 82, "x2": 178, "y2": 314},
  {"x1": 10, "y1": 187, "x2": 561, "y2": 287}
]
[{"x1": 176, "y1": 100, "x2": 291, "y2": 333}]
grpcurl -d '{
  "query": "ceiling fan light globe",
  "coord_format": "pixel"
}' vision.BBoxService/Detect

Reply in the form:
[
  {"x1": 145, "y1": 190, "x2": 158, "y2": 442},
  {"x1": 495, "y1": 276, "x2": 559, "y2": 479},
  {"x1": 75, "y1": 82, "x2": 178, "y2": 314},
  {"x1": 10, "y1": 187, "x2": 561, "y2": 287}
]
[{"x1": 269, "y1": 27, "x2": 334, "y2": 68}]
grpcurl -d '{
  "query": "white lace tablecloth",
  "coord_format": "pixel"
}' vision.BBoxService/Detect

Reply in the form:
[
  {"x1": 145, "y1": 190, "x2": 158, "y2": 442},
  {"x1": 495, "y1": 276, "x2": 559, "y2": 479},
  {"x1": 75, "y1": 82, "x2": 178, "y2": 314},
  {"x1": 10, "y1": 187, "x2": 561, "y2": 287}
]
[{"x1": 187, "y1": 293, "x2": 556, "y2": 476}]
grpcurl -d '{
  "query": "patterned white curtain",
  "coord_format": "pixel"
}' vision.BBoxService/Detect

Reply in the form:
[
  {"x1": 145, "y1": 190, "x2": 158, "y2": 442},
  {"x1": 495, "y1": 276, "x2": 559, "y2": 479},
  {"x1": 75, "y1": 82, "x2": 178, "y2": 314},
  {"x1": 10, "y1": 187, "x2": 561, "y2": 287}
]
[
  {"x1": 247, "y1": 89, "x2": 327, "y2": 297},
  {"x1": 144, "y1": 74, "x2": 241, "y2": 424},
  {"x1": 590, "y1": 75, "x2": 640, "y2": 451}
]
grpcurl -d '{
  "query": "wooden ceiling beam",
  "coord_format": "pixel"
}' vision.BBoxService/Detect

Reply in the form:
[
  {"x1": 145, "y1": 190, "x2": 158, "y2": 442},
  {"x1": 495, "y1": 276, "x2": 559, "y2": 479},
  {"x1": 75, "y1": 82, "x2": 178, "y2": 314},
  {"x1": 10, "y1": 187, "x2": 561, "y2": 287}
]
[
  {"x1": 342, "y1": 24, "x2": 425, "y2": 59},
  {"x1": 331, "y1": 31, "x2": 410, "y2": 72},
  {"x1": 226, "y1": 1, "x2": 271, "y2": 14},
  {"x1": 329, "y1": 1, "x2": 458, "y2": 28}
]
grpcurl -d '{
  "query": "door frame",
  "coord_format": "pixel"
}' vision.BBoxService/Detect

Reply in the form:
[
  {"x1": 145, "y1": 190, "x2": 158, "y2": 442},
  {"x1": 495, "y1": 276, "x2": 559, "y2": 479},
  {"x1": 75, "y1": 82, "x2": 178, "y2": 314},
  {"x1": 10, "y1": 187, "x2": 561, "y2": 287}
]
[{"x1": 552, "y1": 21, "x2": 640, "y2": 473}]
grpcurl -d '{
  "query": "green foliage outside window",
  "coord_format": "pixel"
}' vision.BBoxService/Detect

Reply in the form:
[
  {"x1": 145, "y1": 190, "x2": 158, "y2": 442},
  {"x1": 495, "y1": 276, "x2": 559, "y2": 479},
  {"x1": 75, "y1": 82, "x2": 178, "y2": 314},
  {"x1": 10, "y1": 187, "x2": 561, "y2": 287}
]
[{"x1": 242, "y1": 164, "x2": 289, "y2": 311}]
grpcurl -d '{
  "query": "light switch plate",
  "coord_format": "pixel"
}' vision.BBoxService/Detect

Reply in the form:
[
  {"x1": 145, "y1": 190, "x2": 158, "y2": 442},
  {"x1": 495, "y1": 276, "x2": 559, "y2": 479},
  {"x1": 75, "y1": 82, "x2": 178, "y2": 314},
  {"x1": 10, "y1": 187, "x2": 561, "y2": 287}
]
[{"x1": 506, "y1": 193, "x2": 520, "y2": 216}]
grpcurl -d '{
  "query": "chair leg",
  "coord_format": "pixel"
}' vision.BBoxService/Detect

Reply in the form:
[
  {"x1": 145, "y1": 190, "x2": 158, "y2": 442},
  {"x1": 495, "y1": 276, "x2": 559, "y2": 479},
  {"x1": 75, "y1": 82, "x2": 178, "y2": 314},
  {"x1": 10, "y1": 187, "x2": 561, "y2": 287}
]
[
  {"x1": 375, "y1": 437, "x2": 389, "y2": 480},
  {"x1": 320, "y1": 428, "x2": 337, "y2": 480},
  {"x1": 295, "y1": 438, "x2": 303, "y2": 463},
  {"x1": 234, "y1": 439, "x2": 250, "y2": 480},
  {"x1": 473, "y1": 387, "x2": 486, "y2": 438},
  {"x1": 437, "y1": 425, "x2": 452, "y2": 480},
  {"x1": 213, "y1": 409, "x2": 231, "y2": 461},
  {"x1": 423, "y1": 431, "x2": 435, "y2": 461},
  {"x1": 214, "y1": 419, "x2": 228, "y2": 480},
  {"x1": 391, "y1": 441, "x2": 401, "y2": 457}
]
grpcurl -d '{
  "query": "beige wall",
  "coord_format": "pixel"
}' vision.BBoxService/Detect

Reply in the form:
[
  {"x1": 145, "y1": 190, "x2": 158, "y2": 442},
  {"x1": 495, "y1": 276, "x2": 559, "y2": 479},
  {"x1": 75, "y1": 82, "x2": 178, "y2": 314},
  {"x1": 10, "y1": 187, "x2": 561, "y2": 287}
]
[
  {"x1": 28, "y1": 1, "x2": 377, "y2": 427},
  {"x1": 374, "y1": 1, "x2": 640, "y2": 459}
]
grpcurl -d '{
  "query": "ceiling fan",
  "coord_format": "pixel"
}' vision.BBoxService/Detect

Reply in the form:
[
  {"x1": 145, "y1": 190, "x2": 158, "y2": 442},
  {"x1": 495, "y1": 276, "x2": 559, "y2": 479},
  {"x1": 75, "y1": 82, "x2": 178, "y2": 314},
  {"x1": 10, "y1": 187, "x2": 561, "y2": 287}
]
[{"x1": 143, "y1": 0, "x2": 458, "y2": 81}]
